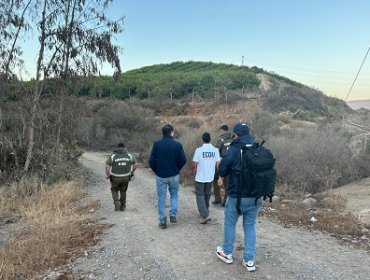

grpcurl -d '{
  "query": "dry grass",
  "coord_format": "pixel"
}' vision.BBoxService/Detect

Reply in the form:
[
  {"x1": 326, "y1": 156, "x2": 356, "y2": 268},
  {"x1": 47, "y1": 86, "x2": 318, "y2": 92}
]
[
  {"x1": 261, "y1": 192, "x2": 370, "y2": 251},
  {"x1": 0, "y1": 177, "x2": 108, "y2": 280}
]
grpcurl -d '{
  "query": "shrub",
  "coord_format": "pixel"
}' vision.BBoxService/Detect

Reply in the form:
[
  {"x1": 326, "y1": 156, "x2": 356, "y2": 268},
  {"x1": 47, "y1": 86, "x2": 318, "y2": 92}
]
[
  {"x1": 79, "y1": 101, "x2": 158, "y2": 162},
  {"x1": 250, "y1": 110, "x2": 280, "y2": 140},
  {"x1": 268, "y1": 126, "x2": 368, "y2": 193}
]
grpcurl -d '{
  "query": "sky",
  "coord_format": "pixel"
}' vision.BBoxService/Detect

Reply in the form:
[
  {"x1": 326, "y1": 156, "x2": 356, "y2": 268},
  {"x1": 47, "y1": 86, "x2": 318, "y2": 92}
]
[{"x1": 21, "y1": 0, "x2": 370, "y2": 101}]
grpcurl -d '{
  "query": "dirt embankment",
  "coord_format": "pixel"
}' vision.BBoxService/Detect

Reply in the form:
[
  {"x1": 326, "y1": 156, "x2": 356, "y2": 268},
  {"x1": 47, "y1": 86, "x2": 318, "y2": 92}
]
[
  {"x1": 333, "y1": 177, "x2": 370, "y2": 225},
  {"x1": 61, "y1": 152, "x2": 370, "y2": 280}
]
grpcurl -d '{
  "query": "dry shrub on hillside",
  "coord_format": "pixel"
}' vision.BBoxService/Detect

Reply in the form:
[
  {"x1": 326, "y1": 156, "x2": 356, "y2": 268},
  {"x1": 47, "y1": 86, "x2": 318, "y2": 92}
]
[
  {"x1": 79, "y1": 101, "x2": 158, "y2": 161},
  {"x1": 0, "y1": 177, "x2": 105, "y2": 280},
  {"x1": 1, "y1": 96, "x2": 87, "y2": 183},
  {"x1": 268, "y1": 126, "x2": 367, "y2": 193},
  {"x1": 250, "y1": 110, "x2": 280, "y2": 140}
]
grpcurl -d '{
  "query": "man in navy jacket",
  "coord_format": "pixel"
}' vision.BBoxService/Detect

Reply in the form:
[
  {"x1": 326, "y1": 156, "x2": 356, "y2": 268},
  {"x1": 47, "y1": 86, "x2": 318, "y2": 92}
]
[
  {"x1": 216, "y1": 123, "x2": 262, "y2": 273},
  {"x1": 149, "y1": 124, "x2": 187, "y2": 229}
]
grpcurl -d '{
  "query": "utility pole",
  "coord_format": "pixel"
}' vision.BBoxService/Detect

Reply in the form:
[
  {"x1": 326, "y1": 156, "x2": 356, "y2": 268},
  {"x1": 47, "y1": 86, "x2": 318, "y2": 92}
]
[{"x1": 241, "y1": 55, "x2": 244, "y2": 66}]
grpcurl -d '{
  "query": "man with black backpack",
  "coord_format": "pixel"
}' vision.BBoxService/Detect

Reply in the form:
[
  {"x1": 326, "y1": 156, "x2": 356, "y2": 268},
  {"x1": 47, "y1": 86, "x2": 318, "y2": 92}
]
[
  {"x1": 105, "y1": 143, "x2": 137, "y2": 211},
  {"x1": 215, "y1": 123, "x2": 274, "y2": 273},
  {"x1": 213, "y1": 124, "x2": 233, "y2": 206}
]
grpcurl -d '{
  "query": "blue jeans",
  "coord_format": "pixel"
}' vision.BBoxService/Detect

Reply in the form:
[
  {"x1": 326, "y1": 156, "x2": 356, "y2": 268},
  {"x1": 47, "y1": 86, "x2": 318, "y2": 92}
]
[
  {"x1": 223, "y1": 197, "x2": 262, "y2": 261},
  {"x1": 156, "y1": 175, "x2": 180, "y2": 223}
]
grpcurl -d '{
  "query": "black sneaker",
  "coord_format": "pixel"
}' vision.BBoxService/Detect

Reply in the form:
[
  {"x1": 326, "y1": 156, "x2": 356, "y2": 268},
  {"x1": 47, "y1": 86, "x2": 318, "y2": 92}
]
[
  {"x1": 200, "y1": 216, "x2": 212, "y2": 224},
  {"x1": 120, "y1": 205, "x2": 126, "y2": 211},
  {"x1": 212, "y1": 201, "x2": 221, "y2": 205},
  {"x1": 158, "y1": 222, "x2": 167, "y2": 229},
  {"x1": 170, "y1": 216, "x2": 177, "y2": 223},
  {"x1": 114, "y1": 205, "x2": 120, "y2": 211}
]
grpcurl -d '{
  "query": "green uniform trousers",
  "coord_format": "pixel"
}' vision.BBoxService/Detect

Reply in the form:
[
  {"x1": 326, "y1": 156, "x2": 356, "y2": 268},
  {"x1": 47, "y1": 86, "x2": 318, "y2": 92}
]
[
  {"x1": 110, "y1": 176, "x2": 130, "y2": 209},
  {"x1": 213, "y1": 170, "x2": 229, "y2": 205}
]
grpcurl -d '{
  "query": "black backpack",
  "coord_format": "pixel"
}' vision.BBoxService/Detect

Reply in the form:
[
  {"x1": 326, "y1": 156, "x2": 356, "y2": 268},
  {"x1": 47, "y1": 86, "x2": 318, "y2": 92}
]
[{"x1": 237, "y1": 141, "x2": 276, "y2": 213}]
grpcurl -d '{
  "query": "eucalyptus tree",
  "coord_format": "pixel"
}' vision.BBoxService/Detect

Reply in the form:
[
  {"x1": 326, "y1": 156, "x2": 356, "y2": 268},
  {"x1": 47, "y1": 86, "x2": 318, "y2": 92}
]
[
  {"x1": 0, "y1": 0, "x2": 31, "y2": 80},
  {"x1": 23, "y1": 0, "x2": 123, "y2": 171}
]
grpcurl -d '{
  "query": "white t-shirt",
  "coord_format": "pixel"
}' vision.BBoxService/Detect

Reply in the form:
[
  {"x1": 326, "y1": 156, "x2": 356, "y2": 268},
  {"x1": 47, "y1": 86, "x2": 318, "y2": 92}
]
[{"x1": 192, "y1": 143, "x2": 221, "y2": 183}]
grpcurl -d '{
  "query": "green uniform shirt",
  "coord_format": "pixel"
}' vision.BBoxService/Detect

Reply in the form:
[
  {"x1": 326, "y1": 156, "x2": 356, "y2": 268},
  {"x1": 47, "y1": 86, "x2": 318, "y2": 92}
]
[{"x1": 106, "y1": 148, "x2": 136, "y2": 166}]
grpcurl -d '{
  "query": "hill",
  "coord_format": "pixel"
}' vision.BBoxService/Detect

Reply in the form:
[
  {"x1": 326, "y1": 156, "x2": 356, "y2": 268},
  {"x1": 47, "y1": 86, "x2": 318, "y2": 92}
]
[
  {"x1": 19, "y1": 61, "x2": 352, "y2": 121},
  {"x1": 347, "y1": 99, "x2": 370, "y2": 110}
]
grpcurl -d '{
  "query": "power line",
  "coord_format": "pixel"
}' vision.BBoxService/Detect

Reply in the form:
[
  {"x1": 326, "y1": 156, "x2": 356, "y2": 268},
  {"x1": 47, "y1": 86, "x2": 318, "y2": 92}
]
[{"x1": 344, "y1": 46, "x2": 370, "y2": 101}]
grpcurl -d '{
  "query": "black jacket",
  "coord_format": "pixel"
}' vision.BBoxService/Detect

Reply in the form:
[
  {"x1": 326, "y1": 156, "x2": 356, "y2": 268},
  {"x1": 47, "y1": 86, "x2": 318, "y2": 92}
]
[
  {"x1": 148, "y1": 135, "x2": 187, "y2": 178},
  {"x1": 218, "y1": 134, "x2": 254, "y2": 197}
]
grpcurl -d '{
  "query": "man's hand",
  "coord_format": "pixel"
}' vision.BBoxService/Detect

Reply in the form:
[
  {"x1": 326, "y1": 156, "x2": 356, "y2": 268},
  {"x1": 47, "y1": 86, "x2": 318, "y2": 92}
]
[{"x1": 217, "y1": 176, "x2": 223, "y2": 187}]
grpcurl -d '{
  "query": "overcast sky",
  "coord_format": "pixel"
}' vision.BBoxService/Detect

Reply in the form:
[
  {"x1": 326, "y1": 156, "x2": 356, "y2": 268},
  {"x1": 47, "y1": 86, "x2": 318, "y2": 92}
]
[{"x1": 21, "y1": 0, "x2": 370, "y2": 101}]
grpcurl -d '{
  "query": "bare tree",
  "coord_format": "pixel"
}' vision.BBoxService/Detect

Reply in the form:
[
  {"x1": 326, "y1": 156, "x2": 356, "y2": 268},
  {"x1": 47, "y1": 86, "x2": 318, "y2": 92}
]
[{"x1": 23, "y1": 0, "x2": 48, "y2": 171}]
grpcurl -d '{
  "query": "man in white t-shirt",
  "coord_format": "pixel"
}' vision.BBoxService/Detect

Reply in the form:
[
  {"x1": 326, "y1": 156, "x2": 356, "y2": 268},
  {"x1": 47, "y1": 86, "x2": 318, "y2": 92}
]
[{"x1": 192, "y1": 132, "x2": 221, "y2": 224}]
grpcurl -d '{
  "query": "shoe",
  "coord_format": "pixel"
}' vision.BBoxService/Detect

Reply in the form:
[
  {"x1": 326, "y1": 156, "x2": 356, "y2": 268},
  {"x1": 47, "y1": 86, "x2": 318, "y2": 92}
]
[
  {"x1": 221, "y1": 203, "x2": 225, "y2": 207},
  {"x1": 216, "y1": 246, "x2": 233, "y2": 264},
  {"x1": 200, "y1": 216, "x2": 211, "y2": 224},
  {"x1": 114, "y1": 205, "x2": 120, "y2": 211},
  {"x1": 242, "y1": 259, "x2": 256, "y2": 272},
  {"x1": 158, "y1": 222, "x2": 167, "y2": 229},
  {"x1": 212, "y1": 201, "x2": 221, "y2": 205},
  {"x1": 120, "y1": 205, "x2": 126, "y2": 211},
  {"x1": 170, "y1": 216, "x2": 177, "y2": 223}
]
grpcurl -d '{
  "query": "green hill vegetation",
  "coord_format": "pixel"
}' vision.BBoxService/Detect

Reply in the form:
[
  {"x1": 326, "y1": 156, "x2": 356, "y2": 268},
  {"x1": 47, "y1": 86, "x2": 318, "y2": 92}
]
[{"x1": 77, "y1": 61, "x2": 263, "y2": 99}]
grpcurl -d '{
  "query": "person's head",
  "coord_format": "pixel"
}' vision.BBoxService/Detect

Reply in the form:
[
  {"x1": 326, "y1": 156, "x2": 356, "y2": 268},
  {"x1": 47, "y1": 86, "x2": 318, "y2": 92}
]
[
  {"x1": 202, "y1": 132, "x2": 211, "y2": 143},
  {"x1": 219, "y1": 124, "x2": 228, "y2": 135},
  {"x1": 233, "y1": 123, "x2": 250, "y2": 138},
  {"x1": 117, "y1": 143, "x2": 125, "y2": 148},
  {"x1": 162, "y1": 124, "x2": 174, "y2": 136}
]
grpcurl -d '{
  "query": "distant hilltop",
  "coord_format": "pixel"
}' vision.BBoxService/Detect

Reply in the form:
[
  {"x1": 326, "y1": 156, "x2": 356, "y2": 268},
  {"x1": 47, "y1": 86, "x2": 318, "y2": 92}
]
[{"x1": 347, "y1": 99, "x2": 370, "y2": 110}]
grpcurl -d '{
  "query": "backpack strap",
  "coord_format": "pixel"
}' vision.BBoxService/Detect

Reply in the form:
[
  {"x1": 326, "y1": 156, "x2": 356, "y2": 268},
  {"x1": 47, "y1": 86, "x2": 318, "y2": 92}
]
[
  {"x1": 236, "y1": 148, "x2": 243, "y2": 216},
  {"x1": 236, "y1": 143, "x2": 255, "y2": 214}
]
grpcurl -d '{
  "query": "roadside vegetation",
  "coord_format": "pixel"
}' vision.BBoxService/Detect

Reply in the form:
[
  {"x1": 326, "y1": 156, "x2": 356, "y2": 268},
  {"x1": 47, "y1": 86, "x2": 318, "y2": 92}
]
[
  {"x1": 1, "y1": 1, "x2": 369, "y2": 278},
  {"x1": 0, "y1": 177, "x2": 108, "y2": 280}
]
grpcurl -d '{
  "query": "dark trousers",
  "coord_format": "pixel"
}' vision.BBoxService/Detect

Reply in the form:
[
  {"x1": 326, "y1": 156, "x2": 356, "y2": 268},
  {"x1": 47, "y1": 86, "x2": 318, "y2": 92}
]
[
  {"x1": 195, "y1": 181, "x2": 212, "y2": 218},
  {"x1": 110, "y1": 176, "x2": 129, "y2": 207}
]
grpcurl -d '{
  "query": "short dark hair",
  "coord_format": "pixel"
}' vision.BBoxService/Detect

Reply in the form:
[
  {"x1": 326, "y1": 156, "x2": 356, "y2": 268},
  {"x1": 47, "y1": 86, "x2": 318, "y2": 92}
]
[
  {"x1": 162, "y1": 124, "x2": 174, "y2": 136},
  {"x1": 117, "y1": 143, "x2": 125, "y2": 148},
  {"x1": 220, "y1": 124, "x2": 228, "y2": 131},
  {"x1": 202, "y1": 132, "x2": 211, "y2": 143}
]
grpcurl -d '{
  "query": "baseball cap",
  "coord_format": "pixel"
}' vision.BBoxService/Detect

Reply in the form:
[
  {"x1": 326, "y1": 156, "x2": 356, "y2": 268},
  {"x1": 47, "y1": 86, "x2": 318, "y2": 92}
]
[{"x1": 233, "y1": 123, "x2": 250, "y2": 136}]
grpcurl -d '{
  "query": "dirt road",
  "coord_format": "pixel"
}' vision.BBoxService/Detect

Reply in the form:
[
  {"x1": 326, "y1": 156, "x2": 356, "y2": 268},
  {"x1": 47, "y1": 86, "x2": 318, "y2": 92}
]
[{"x1": 71, "y1": 152, "x2": 370, "y2": 280}]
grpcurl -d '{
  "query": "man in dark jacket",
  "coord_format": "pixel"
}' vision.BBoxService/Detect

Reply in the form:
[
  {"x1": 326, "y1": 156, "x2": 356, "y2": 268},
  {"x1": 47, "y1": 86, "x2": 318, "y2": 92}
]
[
  {"x1": 149, "y1": 124, "x2": 187, "y2": 229},
  {"x1": 215, "y1": 123, "x2": 262, "y2": 273}
]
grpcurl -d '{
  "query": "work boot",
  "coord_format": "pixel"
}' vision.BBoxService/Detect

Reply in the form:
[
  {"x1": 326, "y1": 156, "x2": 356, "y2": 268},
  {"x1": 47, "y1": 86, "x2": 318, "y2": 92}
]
[
  {"x1": 158, "y1": 222, "x2": 167, "y2": 229},
  {"x1": 114, "y1": 201, "x2": 121, "y2": 211}
]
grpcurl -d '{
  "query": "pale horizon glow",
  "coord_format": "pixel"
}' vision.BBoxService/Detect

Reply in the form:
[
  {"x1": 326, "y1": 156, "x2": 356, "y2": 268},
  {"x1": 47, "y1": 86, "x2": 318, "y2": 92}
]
[{"x1": 18, "y1": 0, "x2": 370, "y2": 101}]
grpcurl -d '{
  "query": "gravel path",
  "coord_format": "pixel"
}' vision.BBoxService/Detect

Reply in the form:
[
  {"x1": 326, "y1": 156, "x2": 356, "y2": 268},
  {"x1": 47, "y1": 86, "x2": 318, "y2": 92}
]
[{"x1": 71, "y1": 152, "x2": 370, "y2": 280}]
